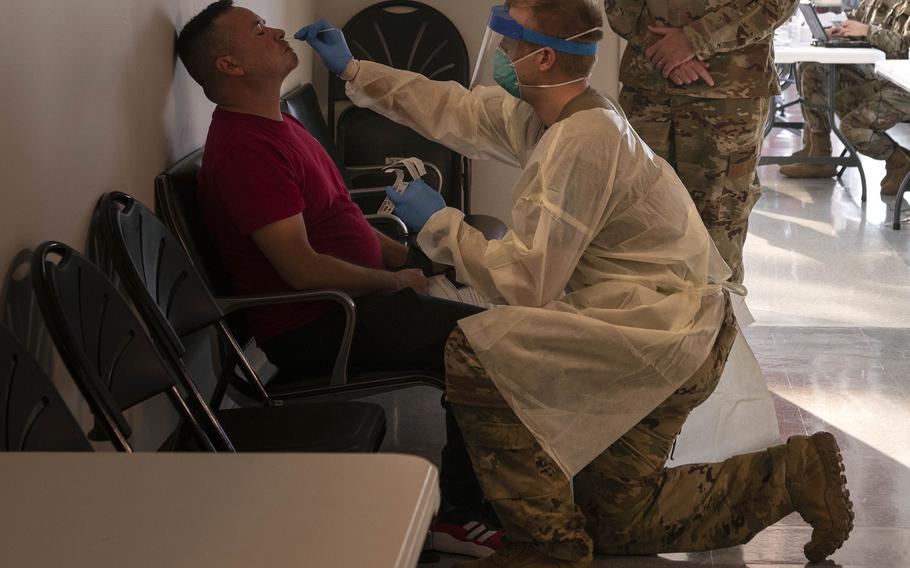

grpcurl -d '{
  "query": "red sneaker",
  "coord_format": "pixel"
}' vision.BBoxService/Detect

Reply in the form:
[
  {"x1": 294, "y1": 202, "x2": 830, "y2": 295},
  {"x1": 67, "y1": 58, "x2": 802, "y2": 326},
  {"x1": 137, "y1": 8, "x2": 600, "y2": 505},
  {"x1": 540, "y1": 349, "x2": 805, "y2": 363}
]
[{"x1": 430, "y1": 508, "x2": 505, "y2": 558}]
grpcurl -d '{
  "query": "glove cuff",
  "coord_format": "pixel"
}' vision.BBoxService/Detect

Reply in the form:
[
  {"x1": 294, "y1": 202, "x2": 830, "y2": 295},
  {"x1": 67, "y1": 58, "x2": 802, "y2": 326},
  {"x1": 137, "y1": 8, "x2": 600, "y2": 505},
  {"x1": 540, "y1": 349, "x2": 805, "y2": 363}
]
[{"x1": 340, "y1": 59, "x2": 361, "y2": 81}]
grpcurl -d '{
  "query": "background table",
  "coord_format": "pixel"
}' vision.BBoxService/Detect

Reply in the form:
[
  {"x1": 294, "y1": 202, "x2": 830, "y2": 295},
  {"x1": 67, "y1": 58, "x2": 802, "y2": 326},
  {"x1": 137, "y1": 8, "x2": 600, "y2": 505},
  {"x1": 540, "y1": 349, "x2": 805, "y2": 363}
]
[
  {"x1": 762, "y1": 45, "x2": 886, "y2": 201},
  {"x1": 0, "y1": 452, "x2": 439, "y2": 568},
  {"x1": 874, "y1": 59, "x2": 910, "y2": 228}
]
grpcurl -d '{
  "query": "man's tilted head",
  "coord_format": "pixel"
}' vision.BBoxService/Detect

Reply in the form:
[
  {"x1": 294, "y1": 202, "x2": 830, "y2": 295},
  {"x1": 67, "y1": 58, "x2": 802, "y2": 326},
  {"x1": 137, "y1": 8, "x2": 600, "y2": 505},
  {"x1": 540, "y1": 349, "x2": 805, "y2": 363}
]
[{"x1": 176, "y1": 1, "x2": 298, "y2": 104}]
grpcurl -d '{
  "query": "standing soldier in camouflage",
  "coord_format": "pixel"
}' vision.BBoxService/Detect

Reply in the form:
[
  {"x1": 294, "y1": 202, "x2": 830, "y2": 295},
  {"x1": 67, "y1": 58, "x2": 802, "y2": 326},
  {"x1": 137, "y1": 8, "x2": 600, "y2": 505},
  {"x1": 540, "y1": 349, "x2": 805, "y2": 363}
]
[
  {"x1": 605, "y1": 0, "x2": 798, "y2": 285},
  {"x1": 781, "y1": 0, "x2": 910, "y2": 196}
]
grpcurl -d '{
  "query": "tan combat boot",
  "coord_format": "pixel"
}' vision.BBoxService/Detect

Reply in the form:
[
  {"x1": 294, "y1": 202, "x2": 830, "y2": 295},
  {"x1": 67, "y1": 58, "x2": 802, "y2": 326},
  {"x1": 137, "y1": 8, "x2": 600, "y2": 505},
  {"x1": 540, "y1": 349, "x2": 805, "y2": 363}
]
[
  {"x1": 454, "y1": 543, "x2": 592, "y2": 568},
  {"x1": 779, "y1": 131, "x2": 837, "y2": 178},
  {"x1": 880, "y1": 145, "x2": 910, "y2": 195},
  {"x1": 786, "y1": 432, "x2": 854, "y2": 563}
]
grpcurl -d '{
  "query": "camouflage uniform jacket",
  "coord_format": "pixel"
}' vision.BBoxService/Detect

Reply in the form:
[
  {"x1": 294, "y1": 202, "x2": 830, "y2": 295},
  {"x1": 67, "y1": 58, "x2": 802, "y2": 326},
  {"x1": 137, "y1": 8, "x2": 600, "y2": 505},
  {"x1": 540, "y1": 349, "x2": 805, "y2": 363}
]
[
  {"x1": 841, "y1": 1, "x2": 910, "y2": 85},
  {"x1": 853, "y1": 0, "x2": 900, "y2": 25},
  {"x1": 868, "y1": 0, "x2": 910, "y2": 59},
  {"x1": 605, "y1": 0, "x2": 799, "y2": 98}
]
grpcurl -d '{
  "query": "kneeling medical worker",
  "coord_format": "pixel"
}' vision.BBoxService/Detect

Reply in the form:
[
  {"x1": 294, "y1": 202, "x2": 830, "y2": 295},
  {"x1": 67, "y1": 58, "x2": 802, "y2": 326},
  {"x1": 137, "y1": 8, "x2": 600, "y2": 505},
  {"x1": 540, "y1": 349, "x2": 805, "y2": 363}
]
[{"x1": 298, "y1": 1, "x2": 853, "y2": 566}]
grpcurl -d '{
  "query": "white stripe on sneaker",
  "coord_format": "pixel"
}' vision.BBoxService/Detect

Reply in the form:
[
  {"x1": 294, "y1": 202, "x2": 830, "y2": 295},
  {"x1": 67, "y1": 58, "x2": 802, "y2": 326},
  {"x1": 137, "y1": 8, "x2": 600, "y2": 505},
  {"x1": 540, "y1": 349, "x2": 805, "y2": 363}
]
[
  {"x1": 463, "y1": 521, "x2": 480, "y2": 532},
  {"x1": 477, "y1": 530, "x2": 498, "y2": 543},
  {"x1": 465, "y1": 525, "x2": 487, "y2": 541}
]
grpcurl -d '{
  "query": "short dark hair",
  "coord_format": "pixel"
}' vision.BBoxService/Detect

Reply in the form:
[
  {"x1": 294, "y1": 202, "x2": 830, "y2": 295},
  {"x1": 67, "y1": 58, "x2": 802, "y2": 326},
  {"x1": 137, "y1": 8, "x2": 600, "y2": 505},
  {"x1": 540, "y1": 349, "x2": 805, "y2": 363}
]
[
  {"x1": 507, "y1": 0, "x2": 604, "y2": 78},
  {"x1": 176, "y1": 0, "x2": 235, "y2": 92}
]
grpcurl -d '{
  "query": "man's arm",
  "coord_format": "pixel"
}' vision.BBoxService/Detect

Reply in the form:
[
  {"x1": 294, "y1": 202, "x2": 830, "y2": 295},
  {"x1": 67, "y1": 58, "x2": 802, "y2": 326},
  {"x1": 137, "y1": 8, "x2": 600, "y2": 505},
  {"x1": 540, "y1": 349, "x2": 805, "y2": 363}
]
[
  {"x1": 833, "y1": 19, "x2": 910, "y2": 59},
  {"x1": 603, "y1": 0, "x2": 657, "y2": 51},
  {"x1": 373, "y1": 227, "x2": 408, "y2": 270},
  {"x1": 252, "y1": 214, "x2": 427, "y2": 296}
]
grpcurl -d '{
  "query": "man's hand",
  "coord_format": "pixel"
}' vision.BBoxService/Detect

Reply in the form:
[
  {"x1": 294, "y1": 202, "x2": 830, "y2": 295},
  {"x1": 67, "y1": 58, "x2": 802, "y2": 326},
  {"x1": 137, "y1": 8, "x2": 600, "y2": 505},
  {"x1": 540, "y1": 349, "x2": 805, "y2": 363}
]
[
  {"x1": 385, "y1": 179, "x2": 446, "y2": 233},
  {"x1": 645, "y1": 26, "x2": 697, "y2": 77},
  {"x1": 393, "y1": 268, "x2": 428, "y2": 295},
  {"x1": 668, "y1": 59, "x2": 715, "y2": 87},
  {"x1": 829, "y1": 20, "x2": 870, "y2": 38},
  {"x1": 294, "y1": 19, "x2": 353, "y2": 75}
]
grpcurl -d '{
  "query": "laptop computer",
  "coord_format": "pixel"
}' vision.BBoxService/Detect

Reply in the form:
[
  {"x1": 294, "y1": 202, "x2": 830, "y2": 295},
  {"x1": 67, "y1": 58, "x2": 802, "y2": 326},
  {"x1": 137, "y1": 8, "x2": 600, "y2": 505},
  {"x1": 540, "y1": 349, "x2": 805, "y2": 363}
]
[{"x1": 798, "y1": 3, "x2": 872, "y2": 48}]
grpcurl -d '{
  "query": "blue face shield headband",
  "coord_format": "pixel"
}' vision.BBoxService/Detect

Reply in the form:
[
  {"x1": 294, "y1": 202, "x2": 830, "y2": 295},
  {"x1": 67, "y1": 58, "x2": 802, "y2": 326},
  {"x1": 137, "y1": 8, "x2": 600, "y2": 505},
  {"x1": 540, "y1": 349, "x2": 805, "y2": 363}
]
[
  {"x1": 488, "y1": 4, "x2": 599, "y2": 57},
  {"x1": 480, "y1": 4, "x2": 600, "y2": 98}
]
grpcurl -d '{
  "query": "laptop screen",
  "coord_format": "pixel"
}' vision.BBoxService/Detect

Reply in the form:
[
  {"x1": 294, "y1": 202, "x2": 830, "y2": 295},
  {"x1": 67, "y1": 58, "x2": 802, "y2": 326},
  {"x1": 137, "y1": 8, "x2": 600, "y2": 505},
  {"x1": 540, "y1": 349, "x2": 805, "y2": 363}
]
[{"x1": 799, "y1": 3, "x2": 829, "y2": 42}]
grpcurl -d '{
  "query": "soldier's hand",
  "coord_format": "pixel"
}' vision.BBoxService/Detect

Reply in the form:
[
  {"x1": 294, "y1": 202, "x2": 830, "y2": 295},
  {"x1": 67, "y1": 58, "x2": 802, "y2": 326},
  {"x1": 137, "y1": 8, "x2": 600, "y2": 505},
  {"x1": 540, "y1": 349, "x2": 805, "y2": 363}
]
[
  {"x1": 645, "y1": 26, "x2": 696, "y2": 78},
  {"x1": 668, "y1": 59, "x2": 715, "y2": 87},
  {"x1": 830, "y1": 20, "x2": 869, "y2": 38}
]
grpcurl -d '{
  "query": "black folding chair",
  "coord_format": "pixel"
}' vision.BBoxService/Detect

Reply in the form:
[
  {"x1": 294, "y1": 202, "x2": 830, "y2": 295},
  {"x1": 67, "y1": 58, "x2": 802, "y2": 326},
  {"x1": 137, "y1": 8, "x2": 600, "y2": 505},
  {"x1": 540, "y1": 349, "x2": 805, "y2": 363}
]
[
  {"x1": 0, "y1": 322, "x2": 92, "y2": 452},
  {"x1": 32, "y1": 241, "x2": 386, "y2": 452},
  {"x1": 328, "y1": 2, "x2": 473, "y2": 207},
  {"x1": 152, "y1": 160, "x2": 449, "y2": 401}
]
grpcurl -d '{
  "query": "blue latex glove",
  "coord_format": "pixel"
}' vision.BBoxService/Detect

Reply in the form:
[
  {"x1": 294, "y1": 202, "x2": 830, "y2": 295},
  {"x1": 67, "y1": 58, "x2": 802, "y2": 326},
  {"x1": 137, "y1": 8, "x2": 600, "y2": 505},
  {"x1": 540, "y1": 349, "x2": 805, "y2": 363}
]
[
  {"x1": 385, "y1": 179, "x2": 447, "y2": 233},
  {"x1": 293, "y1": 19, "x2": 353, "y2": 76}
]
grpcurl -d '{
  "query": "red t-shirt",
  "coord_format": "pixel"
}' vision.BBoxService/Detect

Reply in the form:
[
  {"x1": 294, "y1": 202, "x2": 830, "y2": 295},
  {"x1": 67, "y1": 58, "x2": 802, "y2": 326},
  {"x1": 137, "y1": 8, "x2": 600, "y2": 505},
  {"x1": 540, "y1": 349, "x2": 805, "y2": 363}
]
[{"x1": 198, "y1": 107, "x2": 383, "y2": 344}]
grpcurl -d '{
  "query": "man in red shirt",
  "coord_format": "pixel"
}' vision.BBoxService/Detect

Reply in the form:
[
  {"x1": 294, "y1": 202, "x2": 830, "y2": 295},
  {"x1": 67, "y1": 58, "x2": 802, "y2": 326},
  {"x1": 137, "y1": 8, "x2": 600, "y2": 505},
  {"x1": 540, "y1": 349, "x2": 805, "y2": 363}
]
[{"x1": 176, "y1": 1, "x2": 502, "y2": 557}]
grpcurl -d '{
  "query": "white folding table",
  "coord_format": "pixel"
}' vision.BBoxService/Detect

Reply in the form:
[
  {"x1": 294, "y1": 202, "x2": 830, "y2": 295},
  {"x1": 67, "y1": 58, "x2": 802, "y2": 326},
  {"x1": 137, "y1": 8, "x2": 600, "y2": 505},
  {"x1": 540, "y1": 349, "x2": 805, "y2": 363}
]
[
  {"x1": 0, "y1": 452, "x2": 439, "y2": 568},
  {"x1": 762, "y1": 44, "x2": 886, "y2": 201},
  {"x1": 874, "y1": 59, "x2": 910, "y2": 228}
]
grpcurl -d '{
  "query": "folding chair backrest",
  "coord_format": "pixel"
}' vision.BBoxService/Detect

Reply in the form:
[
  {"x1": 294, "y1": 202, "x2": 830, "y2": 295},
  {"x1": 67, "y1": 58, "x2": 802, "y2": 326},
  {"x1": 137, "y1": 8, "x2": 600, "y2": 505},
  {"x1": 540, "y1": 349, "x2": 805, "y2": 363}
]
[
  {"x1": 98, "y1": 192, "x2": 223, "y2": 342},
  {"x1": 30, "y1": 242, "x2": 216, "y2": 451},
  {"x1": 95, "y1": 192, "x2": 268, "y2": 409},
  {"x1": 154, "y1": 152, "x2": 257, "y2": 348},
  {"x1": 328, "y1": 1, "x2": 469, "y2": 111},
  {"x1": 154, "y1": 149, "x2": 234, "y2": 298},
  {"x1": 0, "y1": 322, "x2": 92, "y2": 451},
  {"x1": 328, "y1": 1, "x2": 470, "y2": 210}
]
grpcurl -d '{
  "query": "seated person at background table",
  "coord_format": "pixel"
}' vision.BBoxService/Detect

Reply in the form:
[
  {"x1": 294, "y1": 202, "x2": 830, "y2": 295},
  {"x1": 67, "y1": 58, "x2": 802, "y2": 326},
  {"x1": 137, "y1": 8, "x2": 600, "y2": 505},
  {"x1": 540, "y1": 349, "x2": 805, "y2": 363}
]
[
  {"x1": 299, "y1": 1, "x2": 853, "y2": 566},
  {"x1": 175, "y1": 2, "x2": 504, "y2": 557},
  {"x1": 781, "y1": 0, "x2": 910, "y2": 196}
]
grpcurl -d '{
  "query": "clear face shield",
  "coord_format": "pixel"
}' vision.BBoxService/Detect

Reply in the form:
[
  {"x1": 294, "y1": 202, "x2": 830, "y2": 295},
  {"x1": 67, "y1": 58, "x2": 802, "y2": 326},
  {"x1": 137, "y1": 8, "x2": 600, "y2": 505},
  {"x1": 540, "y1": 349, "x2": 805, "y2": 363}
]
[{"x1": 470, "y1": 4, "x2": 601, "y2": 99}]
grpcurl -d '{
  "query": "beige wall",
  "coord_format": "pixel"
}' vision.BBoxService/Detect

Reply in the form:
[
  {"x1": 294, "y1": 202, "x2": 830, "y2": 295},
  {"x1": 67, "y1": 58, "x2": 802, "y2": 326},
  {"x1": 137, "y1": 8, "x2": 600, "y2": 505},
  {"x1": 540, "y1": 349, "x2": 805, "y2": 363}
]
[
  {"x1": 311, "y1": 0, "x2": 623, "y2": 223},
  {"x1": 0, "y1": 0, "x2": 314, "y2": 442}
]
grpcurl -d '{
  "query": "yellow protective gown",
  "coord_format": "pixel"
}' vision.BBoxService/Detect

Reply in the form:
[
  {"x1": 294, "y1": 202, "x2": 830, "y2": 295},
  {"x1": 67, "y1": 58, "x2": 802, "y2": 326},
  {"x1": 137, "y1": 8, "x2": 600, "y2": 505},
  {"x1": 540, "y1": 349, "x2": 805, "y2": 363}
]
[{"x1": 347, "y1": 60, "x2": 734, "y2": 477}]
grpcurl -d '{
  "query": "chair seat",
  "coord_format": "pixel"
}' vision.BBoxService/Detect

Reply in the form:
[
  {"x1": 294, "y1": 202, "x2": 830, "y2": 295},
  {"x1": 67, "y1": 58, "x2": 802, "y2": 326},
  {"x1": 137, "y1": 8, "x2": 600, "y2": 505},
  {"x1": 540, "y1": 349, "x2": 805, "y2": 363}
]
[
  {"x1": 264, "y1": 368, "x2": 445, "y2": 401},
  {"x1": 215, "y1": 401, "x2": 386, "y2": 453},
  {"x1": 465, "y1": 214, "x2": 507, "y2": 241}
]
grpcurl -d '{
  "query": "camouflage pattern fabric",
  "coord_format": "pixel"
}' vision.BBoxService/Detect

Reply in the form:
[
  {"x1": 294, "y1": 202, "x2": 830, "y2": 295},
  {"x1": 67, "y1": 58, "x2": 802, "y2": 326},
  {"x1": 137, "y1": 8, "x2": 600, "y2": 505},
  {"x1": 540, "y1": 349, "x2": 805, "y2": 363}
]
[
  {"x1": 865, "y1": 0, "x2": 902, "y2": 25},
  {"x1": 605, "y1": 0, "x2": 799, "y2": 99},
  {"x1": 445, "y1": 295, "x2": 798, "y2": 560},
  {"x1": 617, "y1": 89, "x2": 769, "y2": 284},
  {"x1": 794, "y1": 0, "x2": 910, "y2": 159},
  {"x1": 575, "y1": 298, "x2": 793, "y2": 554},
  {"x1": 445, "y1": 327, "x2": 594, "y2": 564}
]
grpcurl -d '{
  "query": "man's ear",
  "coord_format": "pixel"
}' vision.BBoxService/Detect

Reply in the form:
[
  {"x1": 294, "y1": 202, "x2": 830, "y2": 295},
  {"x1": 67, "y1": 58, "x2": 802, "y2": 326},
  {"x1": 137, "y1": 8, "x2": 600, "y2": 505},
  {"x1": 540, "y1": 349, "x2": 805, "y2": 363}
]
[
  {"x1": 215, "y1": 55, "x2": 244, "y2": 77},
  {"x1": 537, "y1": 47, "x2": 557, "y2": 73}
]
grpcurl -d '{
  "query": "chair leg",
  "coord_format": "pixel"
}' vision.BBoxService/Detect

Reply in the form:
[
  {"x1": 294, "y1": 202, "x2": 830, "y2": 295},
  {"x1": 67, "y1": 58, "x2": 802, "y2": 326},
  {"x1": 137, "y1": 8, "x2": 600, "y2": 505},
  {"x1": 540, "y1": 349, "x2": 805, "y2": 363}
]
[{"x1": 893, "y1": 172, "x2": 910, "y2": 230}]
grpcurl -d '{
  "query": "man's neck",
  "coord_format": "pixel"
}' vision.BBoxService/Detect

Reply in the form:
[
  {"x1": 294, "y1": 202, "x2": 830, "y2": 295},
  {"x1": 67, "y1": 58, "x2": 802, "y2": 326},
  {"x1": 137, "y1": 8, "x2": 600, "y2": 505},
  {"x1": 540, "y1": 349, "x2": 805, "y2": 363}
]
[
  {"x1": 526, "y1": 80, "x2": 589, "y2": 127},
  {"x1": 218, "y1": 84, "x2": 285, "y2": 121}
]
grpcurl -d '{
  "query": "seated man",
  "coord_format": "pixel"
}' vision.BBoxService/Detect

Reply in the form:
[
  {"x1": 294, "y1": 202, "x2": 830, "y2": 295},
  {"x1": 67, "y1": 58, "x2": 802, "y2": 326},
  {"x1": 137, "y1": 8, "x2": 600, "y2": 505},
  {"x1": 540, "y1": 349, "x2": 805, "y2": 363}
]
[
  {"x1": 781, "y1": 0, "x2": 910, "y2": 196},
  {"x1": 300, "y1": 1, "x2": 854, "y2": 566},
  {"x1": 174, "y1": 1, "x2": 502, "y2": 557}
]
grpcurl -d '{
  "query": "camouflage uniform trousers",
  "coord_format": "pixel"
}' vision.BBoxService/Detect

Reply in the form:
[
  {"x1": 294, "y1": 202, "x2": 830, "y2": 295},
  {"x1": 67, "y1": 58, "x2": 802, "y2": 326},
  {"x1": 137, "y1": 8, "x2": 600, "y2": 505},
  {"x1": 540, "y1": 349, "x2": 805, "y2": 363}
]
[
  {"x1": 796, "y1": 60, "x2": 910, "y2": 160},
  {"x1": 444, "y1": 294, "x2": 797, "y2": 560},
  {"x1": 444, "y1": 327, "x2": 593, "y2": 563},
  {"x1": 619, "y1": 87, "x2": 770, "y2": 285}
]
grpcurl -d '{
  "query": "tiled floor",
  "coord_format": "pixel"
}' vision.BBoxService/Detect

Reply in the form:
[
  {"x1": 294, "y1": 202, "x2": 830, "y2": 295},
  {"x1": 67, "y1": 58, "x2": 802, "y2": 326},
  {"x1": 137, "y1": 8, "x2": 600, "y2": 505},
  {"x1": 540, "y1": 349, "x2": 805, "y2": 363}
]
[{"x1": 368, "y1": 103, "x2": 910, "y2": 566}]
